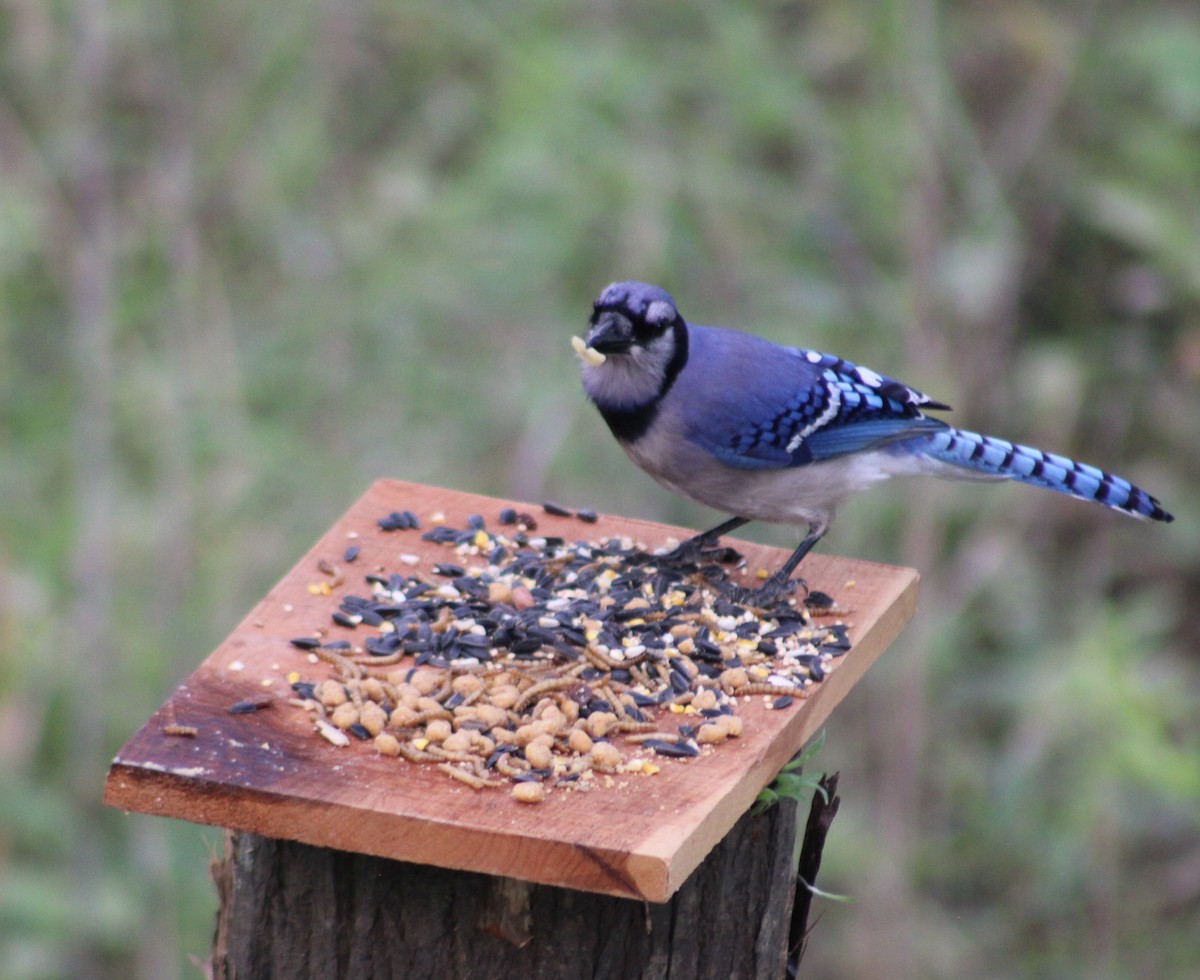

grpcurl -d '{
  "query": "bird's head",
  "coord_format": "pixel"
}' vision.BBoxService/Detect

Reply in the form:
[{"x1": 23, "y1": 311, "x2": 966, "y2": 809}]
[
  {"x1": 576, "y1": 282, "x2": 689, "y2": 413},
  {"x1": 584, "y1": 282, "x2": 682, "y2": 357}
]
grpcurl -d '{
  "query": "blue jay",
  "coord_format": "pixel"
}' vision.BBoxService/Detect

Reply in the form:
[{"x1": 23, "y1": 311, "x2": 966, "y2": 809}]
[{"x1": 576, "y1": 281, "x2": 1173, "y2": 594}]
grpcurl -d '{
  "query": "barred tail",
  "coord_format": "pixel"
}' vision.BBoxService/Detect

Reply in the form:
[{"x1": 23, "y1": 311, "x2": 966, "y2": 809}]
[{"x1": 918, "y1": 427, "x2": 1174, "y2": 522}]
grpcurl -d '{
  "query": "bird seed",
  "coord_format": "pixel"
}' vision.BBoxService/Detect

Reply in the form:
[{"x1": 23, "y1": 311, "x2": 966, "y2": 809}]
[{"x1": 280, "y1": 505, "x2": 849, "y2": 802}]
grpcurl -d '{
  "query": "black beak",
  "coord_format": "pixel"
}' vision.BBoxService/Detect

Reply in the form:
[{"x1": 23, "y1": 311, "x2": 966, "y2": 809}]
[{"x1": 585, "y1": 310, "x2": 634, "y2": 354}]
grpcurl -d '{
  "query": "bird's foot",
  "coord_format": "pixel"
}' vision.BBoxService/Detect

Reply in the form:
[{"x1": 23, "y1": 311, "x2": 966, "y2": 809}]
[
  {"x1": 659, "y1": 538, "x2": 698, "y2": 564},
  {"x1": 649, "y1": 534, "x2": 742, "y2": 569},
  {"x1": 725, "y1": 570, "x2": 808, "y2": 608},
  {"x1": 672, "y1": 539, "x2": 741, "y2": 564}
]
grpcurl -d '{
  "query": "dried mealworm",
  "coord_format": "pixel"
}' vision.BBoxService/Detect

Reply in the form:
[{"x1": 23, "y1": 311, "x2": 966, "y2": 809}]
[
  {"x1": 512, "y1": 677, "x2": 577, "y2": 714},
  {"x1": 739, "y1": 682, "x2": 805, "y2": 696},
  {"x1": 613, "y1": 719, "x2": 659, "y2": 733},
  {"x1": 437, "y1": 763, "x2": 498, "y2": 789},
  {"x1": 396, "y1": 741, "x2": 440, "y2": 763},
  {"x1": 623, "y1": 732, "x2": 683, "y2": 744}
]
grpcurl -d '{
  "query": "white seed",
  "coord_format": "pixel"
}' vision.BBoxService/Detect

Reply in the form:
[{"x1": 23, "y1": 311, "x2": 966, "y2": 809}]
[
  {"x1": 571, "y1": 335, "x2": 606, "y2": 366},
  {"x1": 512, "y1": 781, "x2": 546, "y2": 803},
  {"x1": 316, "y1": 719, "x2": 349, "y2": 747}
]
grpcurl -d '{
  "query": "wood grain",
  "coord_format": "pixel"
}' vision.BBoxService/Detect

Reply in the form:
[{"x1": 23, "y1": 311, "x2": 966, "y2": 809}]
[{"x1": 104, "y1": 479, "x2": 918, "y2": 901}]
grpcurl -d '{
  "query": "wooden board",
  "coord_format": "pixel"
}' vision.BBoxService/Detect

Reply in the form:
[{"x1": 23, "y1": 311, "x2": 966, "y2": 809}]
[{"x1": 104, "y1": 479, "x2": 918, "y2": 902}]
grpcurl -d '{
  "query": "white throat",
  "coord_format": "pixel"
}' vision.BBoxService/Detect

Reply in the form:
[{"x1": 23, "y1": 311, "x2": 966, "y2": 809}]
[{"x1": 581, "y1": 331, "x2": 677, "y2": 410}]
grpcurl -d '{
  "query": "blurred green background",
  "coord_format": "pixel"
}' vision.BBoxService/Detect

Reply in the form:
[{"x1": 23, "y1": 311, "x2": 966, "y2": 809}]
[{"x1": 2, "y1": 0, "x2": 1198, "y2": 976}]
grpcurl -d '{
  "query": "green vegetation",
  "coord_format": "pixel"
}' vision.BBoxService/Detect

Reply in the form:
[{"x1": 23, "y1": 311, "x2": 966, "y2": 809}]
[{"x1": 2, "y1": 1, "x2": 1197, "y2": 976}]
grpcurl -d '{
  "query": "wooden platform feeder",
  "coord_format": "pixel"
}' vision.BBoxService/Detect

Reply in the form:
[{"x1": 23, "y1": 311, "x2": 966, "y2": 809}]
[{"x1": 104, "y1": 481, "x2": 918, "y2": 978}]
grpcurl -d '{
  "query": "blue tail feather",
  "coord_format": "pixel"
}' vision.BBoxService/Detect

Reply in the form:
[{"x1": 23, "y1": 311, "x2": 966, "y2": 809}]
[{"x1": 916, "y1": 427, "x2": 1173, "y2": 522}]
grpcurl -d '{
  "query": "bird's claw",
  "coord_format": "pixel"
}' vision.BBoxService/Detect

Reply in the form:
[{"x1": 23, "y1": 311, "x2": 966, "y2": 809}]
[
  {"x1": 663, "y1": 537, "x2": 705, "y2": 564},
  {"x1": 725, "y1": 572, "x2": 808, "y2": 608},
  {"x1": 662, "y1": 535, "x2": 741, "y2": 567}
]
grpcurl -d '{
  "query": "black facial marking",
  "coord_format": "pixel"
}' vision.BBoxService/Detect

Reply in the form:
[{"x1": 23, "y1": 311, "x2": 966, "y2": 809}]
[{"x1": 595, "y1": 321, "x2": 689, "y2": 443}]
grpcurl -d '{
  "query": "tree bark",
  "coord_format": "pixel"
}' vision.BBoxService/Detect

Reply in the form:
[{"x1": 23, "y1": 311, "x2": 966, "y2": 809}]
[{"x1": 212, "y1": 797, "x2": 800, "y2": 980}]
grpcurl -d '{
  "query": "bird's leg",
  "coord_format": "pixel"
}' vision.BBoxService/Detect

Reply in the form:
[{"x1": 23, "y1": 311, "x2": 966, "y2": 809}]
[
  {"x1": 666, "y1": 516, "x2": 750, "y2": 562},
  {"x1": 777, "y1": 527, "x2": 823, "y2": 581},
  {"x1": 735, "y1": 526, "x2": 825, "y2": 604},
  {"x1": 763, "y1": 528, "x2": 823, "y2": 593}
]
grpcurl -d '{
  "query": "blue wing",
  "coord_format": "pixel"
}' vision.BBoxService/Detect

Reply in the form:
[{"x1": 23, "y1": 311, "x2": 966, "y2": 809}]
[{"x1": 683, "y1": 328, "x2": 951, "y2": 470}]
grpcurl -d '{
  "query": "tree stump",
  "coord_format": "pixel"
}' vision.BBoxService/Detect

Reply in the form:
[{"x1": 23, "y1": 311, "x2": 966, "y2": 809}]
[{"x1": 212, "y1": 797, "x2": 800, "y2": 980}]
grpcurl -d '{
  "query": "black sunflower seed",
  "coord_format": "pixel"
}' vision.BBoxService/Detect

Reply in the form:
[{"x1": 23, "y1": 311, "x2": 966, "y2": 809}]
[
  {"x1": 644, "y1": 739, "x2": 699, "y2": 758},
  {"x1": 377, "y1": 512, "x2": 406, "y2": 531},
  {"x1": 365, "y1": 634, "x2": 403, "y2": 656},
  {"x1": 358, "y1": 608, "x2": 385, "y2": 628},
  {"x1": 485, "y1": 745, "x2": 518, "y2": 769},
  {"x1": 456, "y1": 633, "x2": 491, "y2": 650}
]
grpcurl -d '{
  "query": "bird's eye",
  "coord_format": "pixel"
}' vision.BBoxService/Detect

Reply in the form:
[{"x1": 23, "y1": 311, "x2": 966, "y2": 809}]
[{"x1": 644, "y1": 300, "x2": 676, "y2": 325}]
